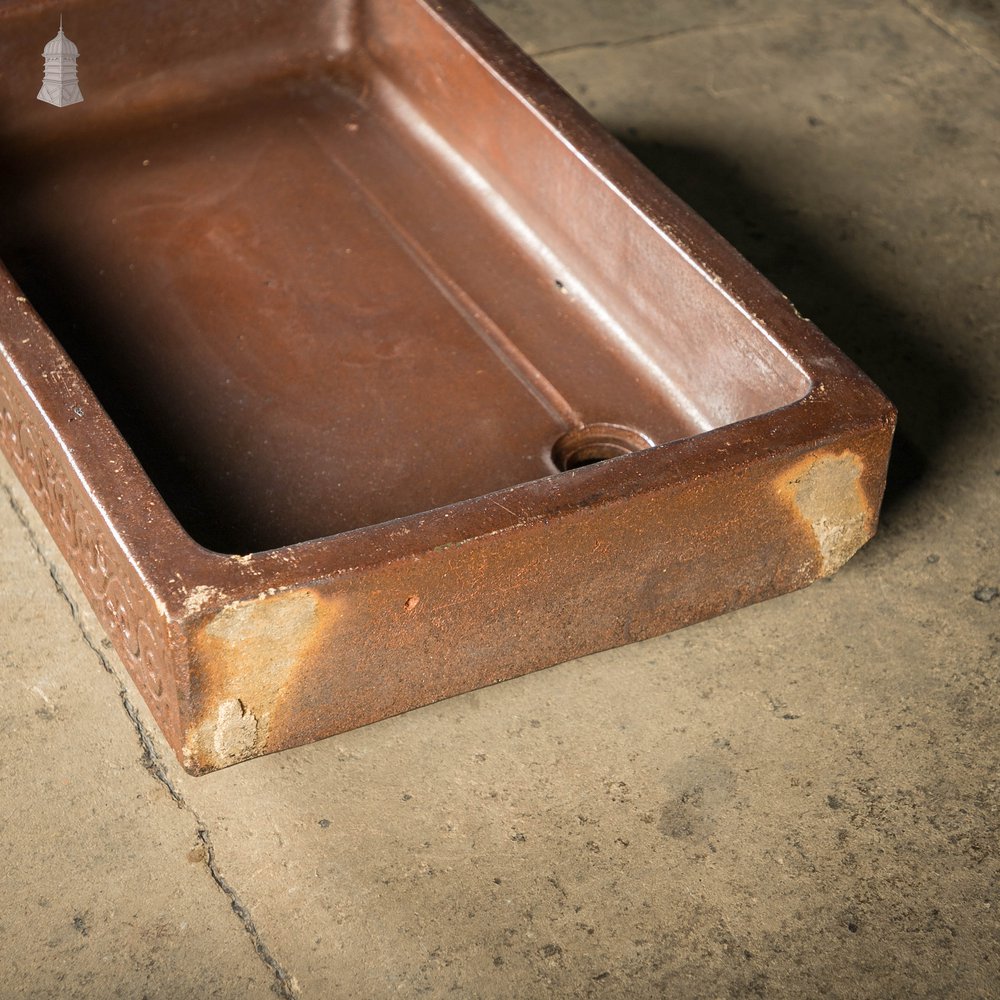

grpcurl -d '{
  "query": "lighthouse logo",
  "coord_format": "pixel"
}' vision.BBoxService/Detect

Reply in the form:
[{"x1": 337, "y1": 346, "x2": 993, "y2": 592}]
[{"x1": 38, "y1": 17, "x2": 83, "y2": 108}]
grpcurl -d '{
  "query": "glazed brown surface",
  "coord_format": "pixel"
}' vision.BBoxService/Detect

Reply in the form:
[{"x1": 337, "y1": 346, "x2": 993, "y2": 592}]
[
  {"x1": 0, "y1": 5, "x2": 809, "y2": 552},
  {"x1": 0, "y1": 0, "x2": 892, "y2": 772}
]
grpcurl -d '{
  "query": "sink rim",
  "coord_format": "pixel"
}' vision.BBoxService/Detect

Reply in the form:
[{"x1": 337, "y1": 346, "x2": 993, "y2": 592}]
[{"x1": 0, "y1": 0, "x2": 895, "y2": 773}]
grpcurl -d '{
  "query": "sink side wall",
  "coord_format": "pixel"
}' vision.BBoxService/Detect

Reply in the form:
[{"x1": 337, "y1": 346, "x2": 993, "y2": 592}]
[
  {"x1": 360, "y1": 0, "x2": 812, "y2": 432},
  {"x1": 0, "y1": 299, "x2": 186, "y2": 748},
  {"x1": 179, "y1": 413, "x2": 894, "y2": 774}
]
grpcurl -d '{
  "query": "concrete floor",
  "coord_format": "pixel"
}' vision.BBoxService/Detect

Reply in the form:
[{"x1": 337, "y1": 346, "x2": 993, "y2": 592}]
[{"x1": 2, "y1": 1, "x2": 998, "y2": 996}]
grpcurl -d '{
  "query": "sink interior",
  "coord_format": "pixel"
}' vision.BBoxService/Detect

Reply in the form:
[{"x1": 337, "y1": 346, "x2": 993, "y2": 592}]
[{"x1": 0, "y1": 2, "x2": 810, "y2": 554}]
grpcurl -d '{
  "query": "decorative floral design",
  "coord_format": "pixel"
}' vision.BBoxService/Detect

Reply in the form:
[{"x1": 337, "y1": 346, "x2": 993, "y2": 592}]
[{"x1": 0, "y1": 366, "x2": 178, "y2": 742}]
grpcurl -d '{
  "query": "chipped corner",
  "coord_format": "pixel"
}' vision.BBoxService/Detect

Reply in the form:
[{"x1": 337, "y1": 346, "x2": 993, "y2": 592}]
[
  {"x1": 180, "y1": 588, "x2": 327, "y2": 773},
  {"x1": 776, "y1": 449, "x2": 876, "y2": 579}
]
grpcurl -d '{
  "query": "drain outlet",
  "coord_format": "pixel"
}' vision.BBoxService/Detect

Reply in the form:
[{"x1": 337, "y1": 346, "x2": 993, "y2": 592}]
[{"x1": 552, "y1": 424, "x2": 653, "y2": 471}]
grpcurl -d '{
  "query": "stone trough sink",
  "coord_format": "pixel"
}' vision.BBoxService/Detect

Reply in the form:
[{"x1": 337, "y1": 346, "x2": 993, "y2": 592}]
[{"x1": 0, "y1": 0, "x2": 895, "y2": 772}]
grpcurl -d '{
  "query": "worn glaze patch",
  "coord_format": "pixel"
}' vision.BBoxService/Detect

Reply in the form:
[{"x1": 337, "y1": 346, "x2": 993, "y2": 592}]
[
  {"x1": 778, "y1": 451, "x2": 871, "y2": 576},
  {"x1": 183, "y1": 589, "x2": 326, "y2": 771}
]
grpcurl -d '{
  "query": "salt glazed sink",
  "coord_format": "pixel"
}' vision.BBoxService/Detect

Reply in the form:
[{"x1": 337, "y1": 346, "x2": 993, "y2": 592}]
[{"x1": 0, "y1": 0, "x2": 895, "y2": 773}]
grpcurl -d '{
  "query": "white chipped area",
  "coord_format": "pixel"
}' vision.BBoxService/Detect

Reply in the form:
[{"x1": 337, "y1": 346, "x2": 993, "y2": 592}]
[
  {"x1": 212, "y1": 699, "x2": 259, "y2": 765},
  {"x1": 184, "y1": 590, "x2": 320, "y2": 770},
  {"x1": 788, "y1": 452, "x2": 870, "y2": 576},
  {"x1": 183, "y1": 584, "x2": 224, "y2": 617}
]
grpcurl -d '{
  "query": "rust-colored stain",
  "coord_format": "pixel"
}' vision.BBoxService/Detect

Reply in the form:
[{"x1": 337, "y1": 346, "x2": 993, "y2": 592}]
[
  {"x1": 0, "y1": 0, "x2": 895, "y2": 773},
  {"x1": 186, "y1": 590, "x2": 329, "y2": 770}
]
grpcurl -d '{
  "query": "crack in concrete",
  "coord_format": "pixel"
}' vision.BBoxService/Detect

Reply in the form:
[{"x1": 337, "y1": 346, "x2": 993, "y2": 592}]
[
  {"x1": 526, "y1": 16, "x2": 800, "y2": 60},
  {"x1": 529, "y1": 7, "x2": 997, "y2": 74},
  {"x1": 899, "y1": 0, "x2": 999, "y2": 71},
  {"x1": 196, "y1": 826, "x2": 300, "y2": 1000},
  {"x1": 1, "y1": 480, "x2": 185, "y2": 800},
  {"x1": 1, "y1": 478, "x2": 299, "y2": 1000}
]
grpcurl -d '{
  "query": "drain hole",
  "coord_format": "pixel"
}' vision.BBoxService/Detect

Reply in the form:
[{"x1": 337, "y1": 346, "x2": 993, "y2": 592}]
[{"x1": 552, "y1": 424, "x2": 653, "y2": 472}]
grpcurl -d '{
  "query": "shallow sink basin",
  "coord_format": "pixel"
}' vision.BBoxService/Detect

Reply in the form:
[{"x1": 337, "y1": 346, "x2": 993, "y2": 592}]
[{"x1": 0, "y1": 0, "x2": 895, "y2": 772}]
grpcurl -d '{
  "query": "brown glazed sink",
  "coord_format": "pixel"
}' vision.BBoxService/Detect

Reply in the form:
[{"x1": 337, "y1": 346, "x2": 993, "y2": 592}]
[{"x1": 0, "y1": 0, "x2": 895, "y2": 773}]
